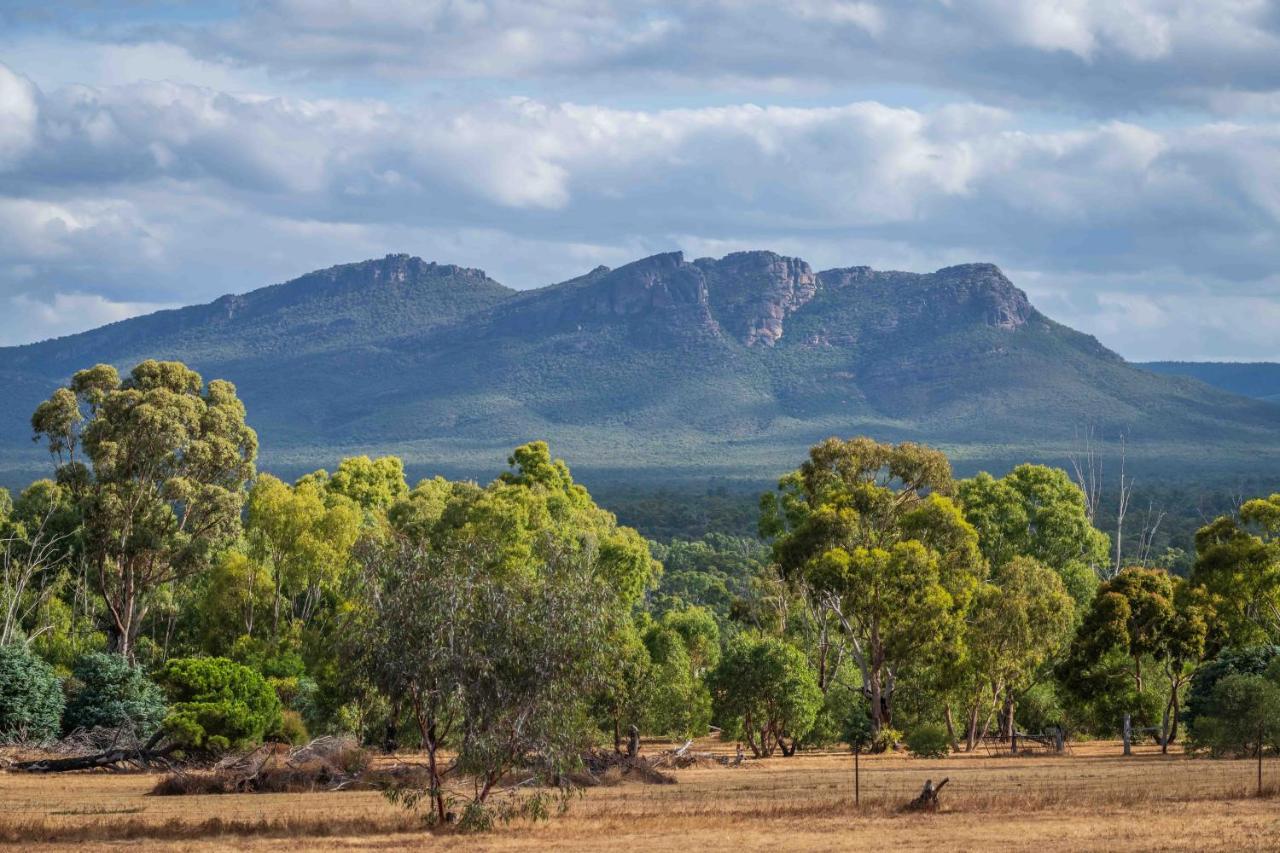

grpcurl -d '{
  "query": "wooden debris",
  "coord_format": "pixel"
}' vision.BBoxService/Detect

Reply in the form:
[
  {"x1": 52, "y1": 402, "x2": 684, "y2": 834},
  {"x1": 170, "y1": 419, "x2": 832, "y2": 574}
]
[{"x1": 903, "y1": 777, "x2": 950, "y2": 812}]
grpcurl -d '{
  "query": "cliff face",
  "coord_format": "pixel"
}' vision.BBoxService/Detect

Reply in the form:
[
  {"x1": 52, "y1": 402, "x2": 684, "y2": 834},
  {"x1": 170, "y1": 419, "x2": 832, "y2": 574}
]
[{"x1": 699, "y1": 251, "x2": 819, "y2": 346}]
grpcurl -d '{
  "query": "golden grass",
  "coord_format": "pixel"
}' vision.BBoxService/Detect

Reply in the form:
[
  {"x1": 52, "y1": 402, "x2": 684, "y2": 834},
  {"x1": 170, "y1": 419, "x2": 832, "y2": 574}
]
[{"x1": 3, "y1": 739, "x2": 1279, "y2": 851}]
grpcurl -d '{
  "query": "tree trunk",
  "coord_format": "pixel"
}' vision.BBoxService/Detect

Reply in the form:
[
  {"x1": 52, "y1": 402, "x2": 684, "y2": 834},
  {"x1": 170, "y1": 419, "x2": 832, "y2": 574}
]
[
  {"x1": 965, "y1": 701, "x2": 980, "y2": 752},
  {"x1": 944, "y1": 704, "x2": 960, "y2": 752}
]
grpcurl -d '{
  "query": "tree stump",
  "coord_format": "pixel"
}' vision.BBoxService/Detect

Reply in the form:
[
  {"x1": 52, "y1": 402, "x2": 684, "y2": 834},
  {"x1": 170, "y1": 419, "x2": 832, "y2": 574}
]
[{"x1": 903, "y1": 777, "x2": 950, "y2": 812}]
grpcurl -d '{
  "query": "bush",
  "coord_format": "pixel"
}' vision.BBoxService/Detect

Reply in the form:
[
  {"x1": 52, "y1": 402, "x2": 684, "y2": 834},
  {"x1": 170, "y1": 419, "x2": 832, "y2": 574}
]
[
  {"x1": 155, "y1": 657, "x2": 282, "y2": 752},
  {"x1": 1187, "y1": 669, "x2": 1280, "y2": 757},
  {"x1": 269, "y1": 709, "x2": 310, "y2": 745},
  {"x1": 906, "y1": 723, "x2": 951, "y2": 758},
  {"x1": 707, "y1": 635, "x2": 822, "y2": 756},
  {"x1": 1185, "y1": 645, "x2": 1280, "y2": 731},
  {"x1": 0, "y1": 644, "x2": 63, "y2": 741},
  {"x1": 62, "y1": 651, "x2": 166, "y2": 736}
]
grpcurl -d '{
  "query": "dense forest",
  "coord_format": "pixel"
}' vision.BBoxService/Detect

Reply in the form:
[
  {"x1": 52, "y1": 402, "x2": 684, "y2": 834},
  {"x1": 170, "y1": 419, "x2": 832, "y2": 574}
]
[{"x1": 2, "y1": 360, "x2": 1279, "y2": 827}]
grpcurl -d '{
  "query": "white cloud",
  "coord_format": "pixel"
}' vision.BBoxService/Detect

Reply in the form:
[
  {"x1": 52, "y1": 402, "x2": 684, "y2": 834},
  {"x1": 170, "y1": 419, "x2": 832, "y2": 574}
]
[
  {"x1": 4, "y1": 12, "x2": 1280, "y2": 358},
  {"x1": 3, "y1": 292, "x2": 178, "y2": 345},
  {"x1": 0, "y1": 64, "x2": 38, "y2": 167}
]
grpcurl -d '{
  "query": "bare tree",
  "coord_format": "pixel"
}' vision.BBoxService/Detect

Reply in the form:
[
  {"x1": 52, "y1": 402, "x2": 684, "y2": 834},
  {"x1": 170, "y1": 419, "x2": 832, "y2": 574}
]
[
  {"x1": 1112, "y1": 434, "x2": 1135, "y2": 577},
  {"x1": 1068, "y1": 423, "x2": 1103, "y2": 526},
  {"x1": 0, "y1": 511, "x2": 72, "y2": 647},
  {"x1": 1134, "y1": 501, "x2": 1168, "y2": 568}
]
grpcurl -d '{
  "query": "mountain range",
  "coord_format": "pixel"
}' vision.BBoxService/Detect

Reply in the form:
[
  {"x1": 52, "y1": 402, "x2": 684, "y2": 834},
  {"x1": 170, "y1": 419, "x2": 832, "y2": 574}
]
[
  {"x1": 2, "y1": 250, "x2": 1278, "y2": 486},
  {"x1": 1138, "y1": 362, "x2": 1280, "y2": 403}
]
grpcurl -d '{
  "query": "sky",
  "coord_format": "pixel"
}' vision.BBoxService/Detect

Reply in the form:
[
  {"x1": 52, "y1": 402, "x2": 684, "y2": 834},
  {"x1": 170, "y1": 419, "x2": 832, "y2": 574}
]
[{"x1": 2, "y1": 2, "x2": 1280, "y2": 359}]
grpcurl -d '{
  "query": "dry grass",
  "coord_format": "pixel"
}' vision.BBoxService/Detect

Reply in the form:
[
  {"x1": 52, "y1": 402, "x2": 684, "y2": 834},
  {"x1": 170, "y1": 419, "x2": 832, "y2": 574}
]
[{"x1": 3, "y1": 739, "x2": 1279, "y2": 851}]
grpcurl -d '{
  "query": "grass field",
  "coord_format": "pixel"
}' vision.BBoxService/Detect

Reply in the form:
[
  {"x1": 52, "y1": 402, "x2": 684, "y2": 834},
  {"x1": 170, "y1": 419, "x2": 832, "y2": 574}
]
[{"x1": 3, "y1": 740, "x2": 1278, "y2": 851}]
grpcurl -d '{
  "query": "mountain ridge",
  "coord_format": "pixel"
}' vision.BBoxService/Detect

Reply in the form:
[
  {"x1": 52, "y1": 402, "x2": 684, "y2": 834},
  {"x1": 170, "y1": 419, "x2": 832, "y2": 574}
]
[{"x1": 2, "y1": 250, "x2": 1277, "y2": 484}]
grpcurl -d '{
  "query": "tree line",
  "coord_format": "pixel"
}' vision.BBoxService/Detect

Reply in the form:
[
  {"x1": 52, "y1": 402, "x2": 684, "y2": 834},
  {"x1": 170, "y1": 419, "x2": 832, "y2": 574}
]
[{"x1": 2, "y1": 361, "x2": 1279, "y2": 823}]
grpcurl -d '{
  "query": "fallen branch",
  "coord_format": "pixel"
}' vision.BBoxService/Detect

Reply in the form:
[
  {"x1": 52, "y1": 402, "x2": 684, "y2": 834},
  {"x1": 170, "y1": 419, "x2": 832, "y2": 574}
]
[{"x1": 14, "y1": 729, "x2": 176, "y2": 773}]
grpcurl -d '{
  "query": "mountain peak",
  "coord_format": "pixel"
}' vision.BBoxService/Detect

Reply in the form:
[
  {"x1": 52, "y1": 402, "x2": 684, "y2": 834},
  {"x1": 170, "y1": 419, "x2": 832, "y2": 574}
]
[
  {"x1": 930, "y1": 262, "x2": 1033, "y2": 330},
  {"x1": 3, "y1": 249, "x2": 1278, "y2": 482}
]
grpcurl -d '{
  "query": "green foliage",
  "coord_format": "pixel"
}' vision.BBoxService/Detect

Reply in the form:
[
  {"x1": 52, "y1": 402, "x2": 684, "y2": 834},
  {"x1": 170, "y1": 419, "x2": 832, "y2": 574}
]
[
  {"x1": 155, "y1": 657, "x2": 282, "y2": 752},
  {"x1": 762, "y1": 437, "x2": 984, "y2": 734},
  {"x1": 30, "y1": 360, "x2": 258, "y2": 658},
  {"x1": 839, "y1": 697, "x2": 874, "y2": 751},
  {"x1": 1184, "y1": 645, "x2": 1280, "y2": 731},
  {"x1": 0, "y1": 643, "x2": 64, "y2": 741},
  {"x1": 269, "y1": 709, "x2": 310, "y2": 745},
  {"x1": 905, "y1": 723, "x2": 952, "y2": 758},
  {"x1": 958, "y1": 465, "x2": 1108, "y2": 607},
  {"x1": 62, "y1": 651, "x2": 166, "y2": 735},
  {"x1": 1187, "y1": 668, "x2": 1280, "y2": 757},
  {"x1": 708, "y1": 635, "x2": 822, "y2": 757},
  {"x1": 302, "y1": 455, "x2": 408, "y2": 511},
  {"x1": 1191, "y1": 497, "x2": 1280, "y2": 646},
  {"x1": 360, "y1": 443, "x2": 648, "y2": 824},
  {"x1": 967, "y1": 556, "x2": 1075, "y2": 696},
  {"x1": 640, "y1": 614, "x2": 713, "y2": 737},
  {"x1": 1059, "y1": 567, "x2": 1207, "y2": 734},
  {"x1": 647, "y1": 534, "x2": 769, "y2": 618}
]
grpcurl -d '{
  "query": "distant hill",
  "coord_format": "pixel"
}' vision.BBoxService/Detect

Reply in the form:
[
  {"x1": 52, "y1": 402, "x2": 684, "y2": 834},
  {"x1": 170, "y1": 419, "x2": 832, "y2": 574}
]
[
  {"x1": 1139, "y1": 362, "x2": 1280, "y2": 403},
  {"x1": 4, "y1": 251, "x2": 1280, "y2": 486}
]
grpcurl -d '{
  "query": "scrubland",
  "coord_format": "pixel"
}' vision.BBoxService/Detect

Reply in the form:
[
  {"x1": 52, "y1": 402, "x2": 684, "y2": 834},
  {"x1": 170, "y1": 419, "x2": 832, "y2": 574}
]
[{"x1": 3, "y1": 740, "x2": 1277, "y2": 852}]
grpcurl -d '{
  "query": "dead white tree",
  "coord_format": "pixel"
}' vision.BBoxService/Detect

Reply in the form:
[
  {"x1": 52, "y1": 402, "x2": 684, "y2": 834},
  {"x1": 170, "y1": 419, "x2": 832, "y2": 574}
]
[
  {"x1": 1135, "y1": 501, "x2": 1168, "y2": 567},
  {"x1": 1112, "y1": 434, "x2": 1135, "y2": 578},
  {"x1": 1068, "y1": 423, "x2": 1103, "y2": 526},
  {"x1": 1, "y1": 511, "x2": 72, "y2": 647}
]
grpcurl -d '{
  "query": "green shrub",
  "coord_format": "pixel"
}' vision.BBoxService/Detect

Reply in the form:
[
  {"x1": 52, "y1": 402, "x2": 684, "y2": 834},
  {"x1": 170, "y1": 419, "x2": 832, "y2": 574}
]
[
  {"x1": 1187, "y1": 670, "x2": 1280, "y2": 757},
  {"x1": 871, "y1": 726, "x2": 903, "y2": 753},
  {"x1": 707, "y1": 635, "x2": 822, "y2": 756},
  {"x1": 269, "y1": 709, "x2": 310, "y2": 745},
  {"x1": 0, "y1": 644, "x2": 64, "y2": 741},
  {"x1": 155, "y1": 657, "x2": 282, "y2": 752},
  {"x1": 905, "y1": 723, "x2": 951, "y2": 758},
  {"x1": 62, "y1": 651, "x2": 166, "y2": 736},
  {"x1": 1185, "y1": 646, "x2": 1280, "y2": 731}
]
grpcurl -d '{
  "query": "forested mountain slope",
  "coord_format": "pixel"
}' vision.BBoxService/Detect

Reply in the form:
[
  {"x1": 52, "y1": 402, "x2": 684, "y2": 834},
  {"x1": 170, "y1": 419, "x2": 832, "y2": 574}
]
[
  {"x1": 3, "y1": 251, "x2": 1278, "y2": 484},
  {"x1": 1140, "y1": 361, "x2": 1280, "y2": 403}
]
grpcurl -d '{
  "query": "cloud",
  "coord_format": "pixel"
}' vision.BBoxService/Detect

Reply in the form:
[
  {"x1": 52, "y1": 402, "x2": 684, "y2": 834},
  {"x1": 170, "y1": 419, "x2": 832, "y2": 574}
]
[
  {"x1": 0, "y1": 63, "x2": 38, "y2": 167},
  {"x1": 3, "y1": 38, "x2": 1280, "y2": 356},
  {"x1": 2, "y1": 292, "x2": 179, "y2": 345},
  {"x1": 62, "y1": 0, "x2": 1268, "y2": 114}
]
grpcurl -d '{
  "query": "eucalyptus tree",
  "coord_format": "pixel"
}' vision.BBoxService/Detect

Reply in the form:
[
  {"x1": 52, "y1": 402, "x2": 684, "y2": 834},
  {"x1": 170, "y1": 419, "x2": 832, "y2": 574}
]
[
  {"x1": 958, "y1": 464, "x2": 1109, "y2": 607},
  {"x1": 360, "y1": 442, "x2": 656, "y2": 826},
  {"x1": 1191, "y1": 494, "x2": 1280, "y2": 646},
  {"x1": 961, "y1": 556, "x2": 1074, "y2": 749},
  {"x1": 31, "y1": 361, "x2": 257, "y2": 658},
  {"x1": 1061, "y1": 566, "x2": 1208, "y2": 748},
  {"x1": 761, "y1": 437, "x2": 985, "y2": 737}
]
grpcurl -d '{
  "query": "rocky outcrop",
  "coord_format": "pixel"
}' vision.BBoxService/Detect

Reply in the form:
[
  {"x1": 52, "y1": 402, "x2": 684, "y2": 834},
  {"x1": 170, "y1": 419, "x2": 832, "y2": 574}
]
[
  {"x1": 929, "y1": 263, "x2": 1033, "y2": 330},
  {"x1": 699, "y1": 251, "x2": 818, "y2": 346}
]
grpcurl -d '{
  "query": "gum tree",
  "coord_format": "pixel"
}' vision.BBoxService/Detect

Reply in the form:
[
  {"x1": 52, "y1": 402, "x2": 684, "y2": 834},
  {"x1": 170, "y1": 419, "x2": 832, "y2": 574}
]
[
  {"x1": 31, "y1": 361, "x2": 257, "y2": 659},
  {"x1": 761, "y1": 437, "x2": 985, "y2": 738}
]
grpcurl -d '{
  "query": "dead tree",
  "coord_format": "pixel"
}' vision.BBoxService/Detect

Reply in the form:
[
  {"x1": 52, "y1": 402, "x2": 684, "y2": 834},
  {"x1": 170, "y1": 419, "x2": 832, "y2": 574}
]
[
  {"x1": 14, "y1": 728, "x2": 177, "y2": 772},
  {"x1": 1113, "y1": 435, "x2": 1135, "y2": 578},
  {"x1": 904, "y1": 777, "x2": 950, "y2": 812},
  {"x1": 1068, "y1": 423, "x2": 1102, "y2": 526}
]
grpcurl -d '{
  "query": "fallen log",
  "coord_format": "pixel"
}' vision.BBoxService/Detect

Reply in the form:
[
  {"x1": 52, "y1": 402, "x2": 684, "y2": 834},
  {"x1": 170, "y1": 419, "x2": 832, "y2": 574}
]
[{"x1": 14, "y1": 729, "x2": 176, "y2": 772}]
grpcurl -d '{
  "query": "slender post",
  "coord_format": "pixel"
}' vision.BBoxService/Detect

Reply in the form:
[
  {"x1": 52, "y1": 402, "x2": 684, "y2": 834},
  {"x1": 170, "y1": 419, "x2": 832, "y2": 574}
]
[
  {"x1": 1122, "y1": 714, "x2": 1132, "y2": 757},
  {"x1": 1260, "y1": 721, "x2": 1265, "y2": 797},
  {"x1": 849, "y1": 742, "x2": 860, "y2": 804}
]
